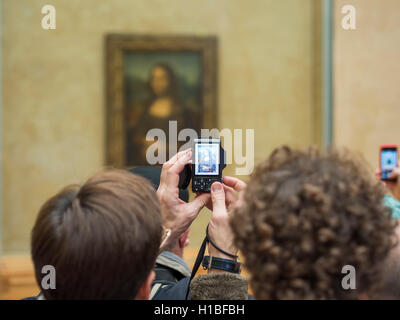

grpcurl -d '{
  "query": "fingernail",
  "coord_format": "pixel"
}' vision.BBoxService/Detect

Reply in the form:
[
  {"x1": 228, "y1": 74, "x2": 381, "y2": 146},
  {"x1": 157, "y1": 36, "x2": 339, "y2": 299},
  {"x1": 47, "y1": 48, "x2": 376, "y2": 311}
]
[{"x1": 212, "y1": 183, "x2": 222, "y2": 192}]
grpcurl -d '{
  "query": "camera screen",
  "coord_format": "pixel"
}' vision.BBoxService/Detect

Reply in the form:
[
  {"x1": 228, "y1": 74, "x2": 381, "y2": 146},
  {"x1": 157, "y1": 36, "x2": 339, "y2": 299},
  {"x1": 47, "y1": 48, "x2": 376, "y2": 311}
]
[
  {"x1": 381, "y1": 148, "x2": 397, "y2": 179},
  {"x1": 195, "y1": 143, "x2": 220, "y2": 176}
]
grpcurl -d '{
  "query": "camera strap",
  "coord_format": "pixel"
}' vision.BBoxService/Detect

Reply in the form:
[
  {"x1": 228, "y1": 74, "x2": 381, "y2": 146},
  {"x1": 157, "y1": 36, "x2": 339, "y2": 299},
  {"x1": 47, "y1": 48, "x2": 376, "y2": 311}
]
[
  {"x1": 185, "y1": 224, "x2": 238, "y2": 300},
  {"x1": 185, "y1": 233, "x2": 207, "y2": 300}
]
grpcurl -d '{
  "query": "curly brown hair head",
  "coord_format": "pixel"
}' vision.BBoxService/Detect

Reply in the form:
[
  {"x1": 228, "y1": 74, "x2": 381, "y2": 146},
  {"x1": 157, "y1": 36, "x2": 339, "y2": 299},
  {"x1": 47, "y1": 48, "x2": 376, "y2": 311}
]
[{"x1": 230, "y1": 146, "x2": 397, "y2": 299}]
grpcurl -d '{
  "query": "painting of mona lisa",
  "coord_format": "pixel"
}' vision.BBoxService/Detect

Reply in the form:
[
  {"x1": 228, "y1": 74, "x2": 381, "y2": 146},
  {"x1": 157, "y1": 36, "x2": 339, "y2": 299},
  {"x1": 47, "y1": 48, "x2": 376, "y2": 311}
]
[
  {"x1": 124, "y1": 54, "x2": 202, "y2": 165},
  {"x1": 106, "y1": 35, "x2": 217, "y2": 167}
]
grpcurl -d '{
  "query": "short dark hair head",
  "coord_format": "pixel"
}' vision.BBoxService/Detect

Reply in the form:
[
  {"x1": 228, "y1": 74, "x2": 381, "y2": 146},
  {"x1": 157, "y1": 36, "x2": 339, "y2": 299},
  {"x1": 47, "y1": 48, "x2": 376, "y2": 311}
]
[
  {"x1": 31, "y1": 169, "x2": 162, "y2": 300},
  {"x1": 231, "y1": 146, "x2": 397, "y2": 299}
]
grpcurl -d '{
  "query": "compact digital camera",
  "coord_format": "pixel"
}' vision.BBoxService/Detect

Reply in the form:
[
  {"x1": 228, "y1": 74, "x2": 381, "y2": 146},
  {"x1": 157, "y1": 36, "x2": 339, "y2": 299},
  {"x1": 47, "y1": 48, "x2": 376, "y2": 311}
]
[{"x1": 178, "y1": 138, "x2": 226, "y2": 193}]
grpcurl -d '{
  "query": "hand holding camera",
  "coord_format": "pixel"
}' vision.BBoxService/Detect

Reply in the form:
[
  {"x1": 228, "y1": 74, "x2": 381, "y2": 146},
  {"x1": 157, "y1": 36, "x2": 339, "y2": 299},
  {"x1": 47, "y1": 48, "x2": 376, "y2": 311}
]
[
  {"x1": 157, "y1": 149, "x2": 211, "y2": 248},
  {"x1": 207, "y1": 177, "x2": 247, "y2": 260},
  {"x1": 158, "y1": 139, "x2": 246, "y2": 266}
]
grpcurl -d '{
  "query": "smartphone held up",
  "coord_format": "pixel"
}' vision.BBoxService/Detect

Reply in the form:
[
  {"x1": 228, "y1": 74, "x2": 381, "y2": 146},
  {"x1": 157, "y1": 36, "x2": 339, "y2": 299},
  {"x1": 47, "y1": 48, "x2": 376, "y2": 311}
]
[{"x1": 380, "y1": 144, "x2": 398, "y2": 181}]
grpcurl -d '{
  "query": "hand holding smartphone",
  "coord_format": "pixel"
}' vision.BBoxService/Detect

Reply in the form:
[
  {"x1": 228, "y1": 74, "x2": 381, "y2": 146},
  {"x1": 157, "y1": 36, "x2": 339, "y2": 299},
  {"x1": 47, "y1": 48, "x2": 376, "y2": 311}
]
[{"x1": 380, "y1": 144, "x2": 398, "y2": 181}]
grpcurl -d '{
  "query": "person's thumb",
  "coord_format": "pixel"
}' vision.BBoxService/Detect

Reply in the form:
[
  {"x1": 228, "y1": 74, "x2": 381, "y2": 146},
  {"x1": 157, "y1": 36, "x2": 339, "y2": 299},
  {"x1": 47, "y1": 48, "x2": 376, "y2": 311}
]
[
  {"x1": 211, "y1": 182, "x2": 226, "y2": 214},
  {"x1": 389, "y1": 168, "x2": 400, "y2": 180},
  {"x1": 187, "y1": 192, "x2": 210, "y2": 217}
]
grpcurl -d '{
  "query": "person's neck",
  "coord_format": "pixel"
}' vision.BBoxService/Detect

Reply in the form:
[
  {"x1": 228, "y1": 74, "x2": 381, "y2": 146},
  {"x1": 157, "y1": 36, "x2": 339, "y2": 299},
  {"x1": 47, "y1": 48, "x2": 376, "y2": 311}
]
[{"x1": 170, "y1": 247, "x2": 184, "y2": 259}]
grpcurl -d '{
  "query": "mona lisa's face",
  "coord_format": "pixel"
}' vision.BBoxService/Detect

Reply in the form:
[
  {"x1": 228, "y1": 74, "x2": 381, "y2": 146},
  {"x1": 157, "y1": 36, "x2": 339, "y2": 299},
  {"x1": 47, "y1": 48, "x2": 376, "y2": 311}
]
[{"x1": 150, "y1": 66, "x2": 170, "y2": 96}]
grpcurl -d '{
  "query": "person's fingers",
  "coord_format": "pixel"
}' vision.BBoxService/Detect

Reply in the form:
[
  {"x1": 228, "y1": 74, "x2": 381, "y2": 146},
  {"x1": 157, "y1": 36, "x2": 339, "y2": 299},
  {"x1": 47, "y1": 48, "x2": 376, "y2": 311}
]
[
  {"x1": 159, "y1": 160, "x2": 174, "y2": 194},
  {"x1": 388, "y1": 168, "x2": 400, "y2": 179},
  {"x1": 211, "y1": 182, "x2": 227, "y2": 217},
  {"x1": 158, "y1": 150, "x2": 191, "y2": 200},
  {"x1": 167, "y1": 149, "x2": 192, "y2": 176},
  {"x1": 169, "y1": 149, "x2": 190, "y2": 166},
  {"x1": 160, "y1": 150, "x2": 189, "y2": 187},
  {"x1": 222, "y1": 176, "x2": 247, "y2": 192},
  {"x1": 195, "y1": 192, "x2": 212, "y2": 210},
  {"x1": 164, "y1": 149, "x2": 192, "y2": 190},
  {"x1": 381, "y1": 169, "x2": 398, "y2": 192},
  {"x1": 187, "y1": 192, "x2": 210, "y2": 216},
  {"x1": 375, "y1": 168, "x2": 382, "y2": 180},
  {"x1": 201, "y1": 184, "x2": 236, "y2": 211},
  {"x1": 223, "y1": 184, "x2": 237, "y2": 206}
]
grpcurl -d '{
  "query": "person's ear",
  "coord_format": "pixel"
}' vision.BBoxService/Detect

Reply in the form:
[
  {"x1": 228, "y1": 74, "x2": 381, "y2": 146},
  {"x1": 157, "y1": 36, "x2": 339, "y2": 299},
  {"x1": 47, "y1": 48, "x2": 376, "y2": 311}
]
[
  {"x1": 179, "y1": 228, "x2": 190, "y2": 249},
  {"x1": 135, "y1": 270, "x2": 155, "y2": 300}
]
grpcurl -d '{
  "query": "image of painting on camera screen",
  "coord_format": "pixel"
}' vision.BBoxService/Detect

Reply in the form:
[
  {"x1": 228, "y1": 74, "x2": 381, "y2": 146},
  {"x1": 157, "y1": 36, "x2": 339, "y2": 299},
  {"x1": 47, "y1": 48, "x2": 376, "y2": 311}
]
[{"x1": 195, "y1": 144, "x2": 219, "y2": 175}]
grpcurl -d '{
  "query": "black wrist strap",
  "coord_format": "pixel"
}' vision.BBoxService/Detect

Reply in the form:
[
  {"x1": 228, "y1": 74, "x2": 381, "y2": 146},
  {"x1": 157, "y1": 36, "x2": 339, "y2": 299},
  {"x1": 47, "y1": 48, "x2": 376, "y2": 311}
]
[
  {"x1": 205, "y1": 225, "x2": 238, "y2": 259},
  {"x1": 185, "y1": 224, "x2": 238, "y2": 300},
  {"x1": 202, "y1": 256, "x2": 241, "y2": 273}
]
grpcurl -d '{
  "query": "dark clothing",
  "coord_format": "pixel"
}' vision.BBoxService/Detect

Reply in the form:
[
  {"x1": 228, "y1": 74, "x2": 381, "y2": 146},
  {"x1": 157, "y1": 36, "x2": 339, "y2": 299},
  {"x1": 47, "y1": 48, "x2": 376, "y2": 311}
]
[
  {"x1": 151, "y1": 252, "x2": 249, "y2": 300},
  {"x1": 153, "y1": 272, "x2": 250, "y2": 300},
  {"x1": 150, "y1": 251, "x2": 191, "y2": 299},
  {"x1": 152, "y1": 277, "x2": 192, "y2": 300}
]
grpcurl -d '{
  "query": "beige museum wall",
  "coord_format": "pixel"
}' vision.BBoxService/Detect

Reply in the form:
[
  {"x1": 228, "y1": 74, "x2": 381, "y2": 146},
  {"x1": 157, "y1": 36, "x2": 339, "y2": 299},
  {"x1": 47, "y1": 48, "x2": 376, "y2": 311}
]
[
  {"x1": 2, "y1": 0, "x2": 321, "y2": 253},
  {"x1": 334, "y1": 0, "x2": 400, "y2": 169}
]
